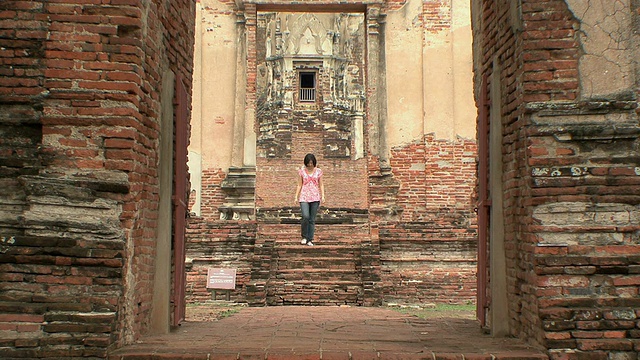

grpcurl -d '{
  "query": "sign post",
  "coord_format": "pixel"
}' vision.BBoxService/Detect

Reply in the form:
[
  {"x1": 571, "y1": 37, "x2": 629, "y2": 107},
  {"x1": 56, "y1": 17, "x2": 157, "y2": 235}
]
[{"x1": 206, "y1": 268, "x2": 237, "y2": 301}]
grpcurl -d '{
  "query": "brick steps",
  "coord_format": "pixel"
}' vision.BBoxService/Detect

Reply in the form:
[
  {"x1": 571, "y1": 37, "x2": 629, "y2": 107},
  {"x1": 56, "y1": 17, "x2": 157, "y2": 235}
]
[
  {"x1": 277, "y1": 258, "x2": 357, "y2": 270},
  {"x1": 267, "y1": 280, "x2": 362, "y2": 305},
  {"x1": 275, "y1": 244, "x2": 359, "y2": 256},
  {"x1": 271, "y1": 236, "x2": 360, "y2": 243},
  {"x1": 275, "y1": 268, "x2": 358, "y2": 280},
  {"x1": 271, "y1": 279, "x2": 362, "y2": 286},
  {"x1": 274, "y1": 238, "x2": 355, "y2": 245},
  {"x1": 382, "y1": 257, "x2": 474, "y2": 263},
  {"x1": 257, "y1": 223, "x2": 368, "y2": 306}
]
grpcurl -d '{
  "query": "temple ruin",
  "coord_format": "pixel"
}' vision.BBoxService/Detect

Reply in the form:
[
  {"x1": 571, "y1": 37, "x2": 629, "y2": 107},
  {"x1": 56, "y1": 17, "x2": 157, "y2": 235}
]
[{"x1": 0, "y1": 0, "x2": 638, "y2": 358}]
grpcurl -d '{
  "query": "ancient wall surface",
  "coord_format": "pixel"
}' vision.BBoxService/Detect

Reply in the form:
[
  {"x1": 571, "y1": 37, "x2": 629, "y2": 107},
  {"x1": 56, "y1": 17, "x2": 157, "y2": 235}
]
[
  {"x1": 385, "y1": 0, "x2": 476, "y2": 143},
  {"x1": 198, "y1": 168, "x2": 227, "y2": 220},
  {"x1": 0, "y1": 1, "x2": 195, "y2": 358},
  {"x1": 472, "y1": 0, "x2": 640, "y2": 356},
  {"x1": 376, "y1": 0, "x2": 478, "y2": 306},
  {"x1": 254, "y1": 11, "x2": 369, "y2": 210},
  {"x1": 379, "y1": 134, "x2": 477, "y2": 305},
  {"x1": 189, "y1": 0, "x2": 239, "y2": 217}
]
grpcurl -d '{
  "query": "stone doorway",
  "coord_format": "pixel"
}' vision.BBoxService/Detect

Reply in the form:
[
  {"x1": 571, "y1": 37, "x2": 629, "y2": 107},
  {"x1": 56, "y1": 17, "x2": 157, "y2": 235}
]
[
  {"x1": 251, "y1": 10, "x2": 372, "y2": 306},
  {"x1": 186, "y1": 0, "x2": 478, "y2": 313}
]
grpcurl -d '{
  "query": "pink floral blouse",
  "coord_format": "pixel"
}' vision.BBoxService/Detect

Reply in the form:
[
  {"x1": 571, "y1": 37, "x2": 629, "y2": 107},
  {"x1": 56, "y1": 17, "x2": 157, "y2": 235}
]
[{"x1": 298, "y1": 167, "x2": 323, "y2": 203}]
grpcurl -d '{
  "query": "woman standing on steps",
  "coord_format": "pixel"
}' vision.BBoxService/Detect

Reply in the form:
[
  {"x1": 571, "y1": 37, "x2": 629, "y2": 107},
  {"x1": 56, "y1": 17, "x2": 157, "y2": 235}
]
[{"x1": 294, "y1": 153, "x2": 325, "y2": 246}]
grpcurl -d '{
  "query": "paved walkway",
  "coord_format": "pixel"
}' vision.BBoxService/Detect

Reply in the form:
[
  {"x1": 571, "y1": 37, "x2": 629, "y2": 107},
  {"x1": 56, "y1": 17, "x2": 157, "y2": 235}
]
[{"x1": 109, "y1": 306, "x2": 548, "y2": 360}]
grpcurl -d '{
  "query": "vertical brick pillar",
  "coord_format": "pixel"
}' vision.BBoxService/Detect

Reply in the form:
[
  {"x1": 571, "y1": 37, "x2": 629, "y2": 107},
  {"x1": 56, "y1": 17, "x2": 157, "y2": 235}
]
[
  {"x1": 366, "y1": 5, "x2": 384, "y2": 172},
  {"x1": 244, "y1": 4, "x2": 258, "y2": 167},
  {"x1": 0, "y1": 0, "x2": 196, "y2": 357},
  {"x1": 472, "y1": 0, "x2": 640, "y2": 356},
  {"x1": 363, "y1": 4, "x2": 385, "y2": 306}
]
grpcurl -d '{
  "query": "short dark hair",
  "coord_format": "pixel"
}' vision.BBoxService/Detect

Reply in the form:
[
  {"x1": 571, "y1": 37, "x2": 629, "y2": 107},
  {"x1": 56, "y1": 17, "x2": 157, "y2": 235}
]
[{"x1": 303, "y1": 153, "x2": 317, "y2": 167}]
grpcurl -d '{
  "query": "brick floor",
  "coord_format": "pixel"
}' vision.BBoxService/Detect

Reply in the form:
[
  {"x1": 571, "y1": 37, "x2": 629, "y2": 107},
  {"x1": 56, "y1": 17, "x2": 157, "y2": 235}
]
[{"x1": 108, "y1": 306, "x2": 548, "y2": 360}]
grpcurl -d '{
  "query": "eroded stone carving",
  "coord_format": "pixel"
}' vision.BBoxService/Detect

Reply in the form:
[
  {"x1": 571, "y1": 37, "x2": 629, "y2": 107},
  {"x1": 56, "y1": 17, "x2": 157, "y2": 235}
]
[
  {"x1": 219, "y1": 167, "x2": 256, "y2": 221},
  {"x1": 256, "y1": 12, "x2": 366, "y2": 159}
]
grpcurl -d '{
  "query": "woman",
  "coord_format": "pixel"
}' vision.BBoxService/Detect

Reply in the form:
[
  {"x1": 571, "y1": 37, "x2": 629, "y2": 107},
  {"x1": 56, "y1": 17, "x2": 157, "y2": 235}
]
[{"x1": 294, "y1": 153, "x2": 325, "y2": 246}]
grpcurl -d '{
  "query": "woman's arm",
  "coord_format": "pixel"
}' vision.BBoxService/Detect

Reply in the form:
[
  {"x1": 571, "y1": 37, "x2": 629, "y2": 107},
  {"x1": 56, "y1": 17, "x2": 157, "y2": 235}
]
[
  {"x1": 294, "y1": 173, "x2": 302, "y2": 203},
  {"x1": 319, "y1": 175, "x2": 325, "y2": 203}
]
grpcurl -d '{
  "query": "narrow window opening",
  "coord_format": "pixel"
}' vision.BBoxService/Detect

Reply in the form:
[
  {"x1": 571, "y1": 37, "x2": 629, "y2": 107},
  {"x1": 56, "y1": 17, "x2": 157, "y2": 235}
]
[{"x1": 299, "y1": 72, "x2": 316, "y2": 102}]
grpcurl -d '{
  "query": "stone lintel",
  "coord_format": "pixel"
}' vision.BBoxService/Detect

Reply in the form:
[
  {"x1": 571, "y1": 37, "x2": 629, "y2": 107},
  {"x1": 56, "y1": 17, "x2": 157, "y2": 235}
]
[
  {"x1": 526, "y1": 100, "x2": 637, "y2": 117},
  {"x1": 525, "y1": 101, "x2": 639, "y2": 142}
]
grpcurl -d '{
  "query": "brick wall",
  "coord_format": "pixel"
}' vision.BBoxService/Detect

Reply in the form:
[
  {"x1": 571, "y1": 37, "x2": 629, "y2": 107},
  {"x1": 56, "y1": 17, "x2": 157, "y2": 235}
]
[
  {"x1": 0, "y1": 0, "x2": 195, "y2": 358},
  {"x1": 526, "y1": 108, "x2": 640, "y2": 356},
  {"x1": 473, "y1": 0, "x2": 530, "y2": 344},
  {"x1": 380, "y1": 134, "x2": 478, "y2": 305},
  {"x1": 380, "y1": 223, "x2": 477, "y2": 305},
  {"x1": 473, "y1": 0, "x2": 640, "y2": 356},
  {"x1": 423, "y1": 0, "x2": 452, "y2": 34},
  {"x1": 199, "y1": 168, "x2": 227, "y2": 220},
  {"x1": 185, "y1": 219, "x2": 256, "y2": 303},
  {"x1": 256, "y1": 147, "x2": 369, "y2": 210},
  {"x1": 390, "y1": 135, "x2": 477, "y2": 222},
  {"x1": 385, "y1": 0, "x2": 409, "y2": 11}
]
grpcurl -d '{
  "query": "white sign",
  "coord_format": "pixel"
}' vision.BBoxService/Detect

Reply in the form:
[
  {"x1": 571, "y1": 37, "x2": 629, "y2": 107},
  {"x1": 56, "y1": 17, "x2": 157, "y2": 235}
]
[{"x1": 206, "y1": 268, "x2": 236, "y2": 290}]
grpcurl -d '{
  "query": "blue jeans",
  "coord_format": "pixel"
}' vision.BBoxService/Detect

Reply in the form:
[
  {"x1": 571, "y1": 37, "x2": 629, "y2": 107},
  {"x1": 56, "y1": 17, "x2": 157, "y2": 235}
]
[{"x1": 300, "y1": 201, "x2": 320, "y2": 242}]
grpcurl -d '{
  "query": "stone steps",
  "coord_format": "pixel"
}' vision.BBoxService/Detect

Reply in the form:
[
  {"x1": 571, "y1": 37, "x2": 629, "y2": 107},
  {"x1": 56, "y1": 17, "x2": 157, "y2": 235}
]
[
  {"x1": 258, "y1": 223, "x2": 368, "y2": 306},
  {"x1": 274, "y1": 268, "x2": 359, "y2": 281},
  {"x1": 275, "y1": 244, "x2": 359, "y2": 257},
  {"x1": 267, "y1": 280, "x2": 362, "y2": 305},
  {"x1": 260, "y1": 228, "x2": 368, "y2": 244},
  {"x1": 276, "y1": 257, "x2": 357, "y2": 270}
]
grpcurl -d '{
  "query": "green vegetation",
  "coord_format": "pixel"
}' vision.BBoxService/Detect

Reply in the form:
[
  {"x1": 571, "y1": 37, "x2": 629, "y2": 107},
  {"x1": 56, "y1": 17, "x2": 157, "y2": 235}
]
[
  {"x1": 186, "y1": 301, "x2": 245, "y2": 321},
  {"x1": 388, "y1": 303, "x2": 476, "y2": 319},
  {"x1": 186, "y1": 302, "x2": 476, "y2": 321},
  {"x1": 217, "y1": 307, "x2": 240, "y2": 319}
]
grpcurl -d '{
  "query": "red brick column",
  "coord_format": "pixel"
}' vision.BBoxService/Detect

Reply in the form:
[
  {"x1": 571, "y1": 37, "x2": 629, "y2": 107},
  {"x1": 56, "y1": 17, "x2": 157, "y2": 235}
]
[
  {"x1": 0, "y1": 0, "x2": 195, "y2": 357},
  {"x1": 473, "y1": 0, "x2": 640, "y2": 356}
]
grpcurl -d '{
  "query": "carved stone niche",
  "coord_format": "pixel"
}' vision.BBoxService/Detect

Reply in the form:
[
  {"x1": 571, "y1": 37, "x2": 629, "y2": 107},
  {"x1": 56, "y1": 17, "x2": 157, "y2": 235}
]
[
  {"x1": 258, "y1": 12, "x2": 365, "y2": 112},
  {"x1": 219, "y1": 167, "x2": 256, "y2": 221}
]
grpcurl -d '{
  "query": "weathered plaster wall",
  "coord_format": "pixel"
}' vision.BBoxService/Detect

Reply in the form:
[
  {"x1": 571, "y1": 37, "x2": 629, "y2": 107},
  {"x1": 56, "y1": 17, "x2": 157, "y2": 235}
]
[
  {"x1": 385, "y1": 0, "x2": 424, "y2": 145},
  {"x1": 450, "y1": 0, "x2": 476, "y2": 139},
  {"x1": 385, "y1": 0, "x2": 476, "y2": 146},
  {"x1": 566, "y1": 0, "x2": 635, "y2": 100},
  {"x1": 191, "y1": 0, "x2": 237, "y2": 171},
  {"x1": 190, "y1": 0, "x2": 240, "y2": 216}
]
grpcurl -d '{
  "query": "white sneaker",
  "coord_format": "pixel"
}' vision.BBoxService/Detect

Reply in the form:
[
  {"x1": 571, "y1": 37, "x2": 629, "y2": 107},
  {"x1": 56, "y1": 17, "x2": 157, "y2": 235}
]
[
  {"x1": 301, "y1": 238, "x2": 307, "y2": 245},
  {"x1": 307, "y1": 241, "x2": 314, "y2": 246}
]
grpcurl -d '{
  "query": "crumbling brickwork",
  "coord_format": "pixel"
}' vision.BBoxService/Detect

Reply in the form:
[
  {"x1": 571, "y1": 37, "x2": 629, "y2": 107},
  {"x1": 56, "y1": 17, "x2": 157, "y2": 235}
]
[
  {"x1": 472, "y1": 0, "x2": 640, "y2": 356},
  {"x1": 198, "y1": 168, "x2": 227, "y2": 220},
  {"x1": 379, "y1": 135, "x2": 478, "y2": 305},
  {"x1": 0, "y1": 0, "x2": 195, "y2": 358}
]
